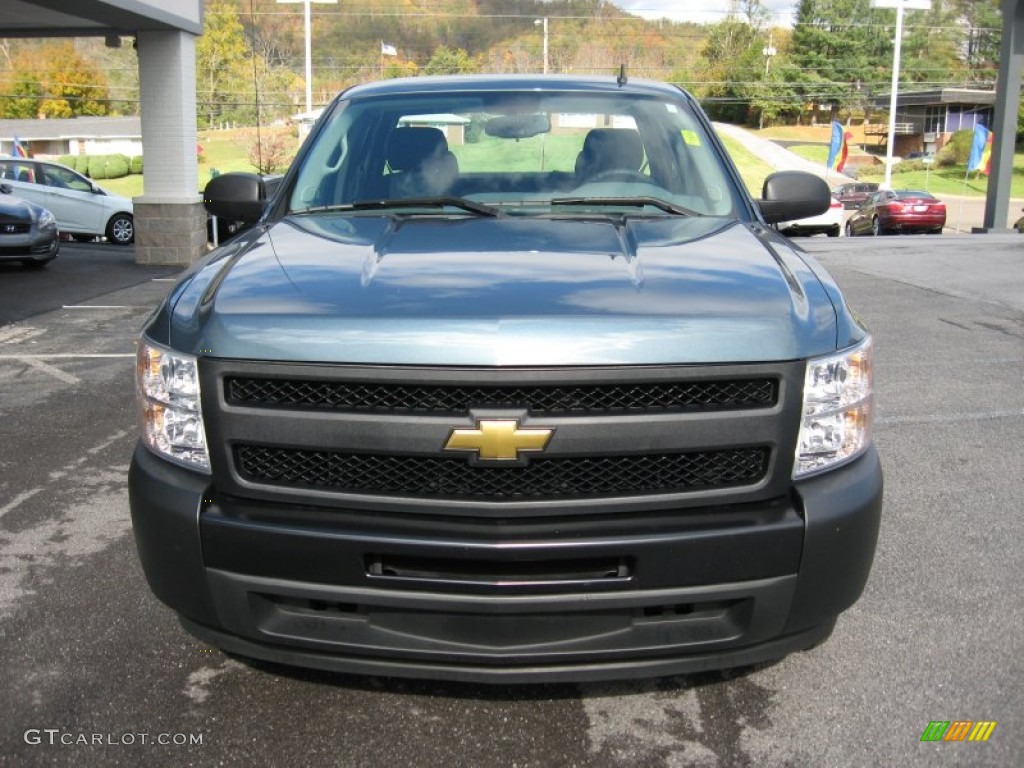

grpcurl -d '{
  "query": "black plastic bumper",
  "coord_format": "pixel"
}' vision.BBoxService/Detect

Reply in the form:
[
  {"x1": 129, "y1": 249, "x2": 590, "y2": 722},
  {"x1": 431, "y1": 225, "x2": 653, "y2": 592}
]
[{"x1": 129, "y1": 443, "x2": 882, "y2": 682}]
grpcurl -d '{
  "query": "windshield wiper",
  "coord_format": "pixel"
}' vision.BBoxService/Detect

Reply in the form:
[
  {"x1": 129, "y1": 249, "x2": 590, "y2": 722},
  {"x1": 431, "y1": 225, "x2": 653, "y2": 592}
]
[
  {"x1": 551, "y1": 196, "x2": 701, "y2": 217},
  {"x1": 293, "y1": 197, "x2": 502, "y2": 218}
]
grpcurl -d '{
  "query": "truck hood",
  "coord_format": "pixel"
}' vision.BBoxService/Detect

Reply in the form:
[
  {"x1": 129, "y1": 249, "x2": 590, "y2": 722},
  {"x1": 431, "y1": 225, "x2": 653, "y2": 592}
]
[{"x1": 170, "y1": 214, "x2": 838, "y2": 365}]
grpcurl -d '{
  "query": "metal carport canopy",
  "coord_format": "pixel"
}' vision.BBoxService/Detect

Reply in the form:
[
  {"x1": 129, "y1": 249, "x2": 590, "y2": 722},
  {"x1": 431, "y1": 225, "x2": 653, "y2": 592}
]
[{"x1": 0, "y1": 0, "x2": 200, "y2": 37}]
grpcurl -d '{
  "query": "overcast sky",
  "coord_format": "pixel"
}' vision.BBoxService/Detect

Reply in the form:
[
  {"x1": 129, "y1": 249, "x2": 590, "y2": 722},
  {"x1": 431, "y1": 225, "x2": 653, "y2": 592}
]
[{"x1": 610, "y1": 1, "x2": 797, "y2": 26}]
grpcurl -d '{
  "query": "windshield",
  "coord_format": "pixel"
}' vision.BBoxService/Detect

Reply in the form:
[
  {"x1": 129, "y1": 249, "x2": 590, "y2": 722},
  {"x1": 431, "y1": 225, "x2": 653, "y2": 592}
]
[{"x1": 289, "y1": 87, "x2": 742, "y2": 218}]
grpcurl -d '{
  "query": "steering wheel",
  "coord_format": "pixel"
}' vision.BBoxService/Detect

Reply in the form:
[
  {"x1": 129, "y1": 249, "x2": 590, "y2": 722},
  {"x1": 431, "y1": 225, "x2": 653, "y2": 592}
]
[{"x1": 584, "y1": 169, "x2": 654, "y2": 185}]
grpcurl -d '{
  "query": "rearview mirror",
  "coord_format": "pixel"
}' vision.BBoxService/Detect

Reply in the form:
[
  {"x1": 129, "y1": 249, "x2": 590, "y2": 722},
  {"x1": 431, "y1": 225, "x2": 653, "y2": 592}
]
[
  {"x1": 757, "y1": 171, "x2": 831, "y2": 224},
  {"x1": 485, "y1": 113, "x2": 551, "y2": 140}
]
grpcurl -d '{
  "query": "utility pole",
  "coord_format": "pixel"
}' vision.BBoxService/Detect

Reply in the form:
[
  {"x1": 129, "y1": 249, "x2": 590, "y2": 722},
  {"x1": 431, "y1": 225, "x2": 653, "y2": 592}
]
[
  {"x1": 278, "y1": 0, "x2": 338, "y2": 116},
  {"x1": 535, "y1": 17, "x2": 549, "y2": 74},
  {"x1": 760, "y1": 31, "x2": 776, "y2": 130},
  {"x1": 871, "y1": 0, "x2": 932, "y2": 189}
]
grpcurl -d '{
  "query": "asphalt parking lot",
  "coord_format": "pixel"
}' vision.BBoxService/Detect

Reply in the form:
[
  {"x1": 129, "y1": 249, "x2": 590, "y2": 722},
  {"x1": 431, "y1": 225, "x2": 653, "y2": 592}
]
[{"x1": 0, "y1": 237, "x2": 1021, "y2": 767}]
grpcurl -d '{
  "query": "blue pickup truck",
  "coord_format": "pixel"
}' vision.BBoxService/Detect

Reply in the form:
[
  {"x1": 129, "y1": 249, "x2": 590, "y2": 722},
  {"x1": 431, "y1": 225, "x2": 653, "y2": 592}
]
[{"x1": 130, "y1": 75, "x2": 882, "y2": 683}]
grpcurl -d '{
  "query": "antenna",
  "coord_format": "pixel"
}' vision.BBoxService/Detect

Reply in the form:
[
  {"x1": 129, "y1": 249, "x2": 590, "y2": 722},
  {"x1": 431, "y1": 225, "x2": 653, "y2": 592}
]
[{"x1": 617, "y1": 64, "x2": 627, "y2": 87}]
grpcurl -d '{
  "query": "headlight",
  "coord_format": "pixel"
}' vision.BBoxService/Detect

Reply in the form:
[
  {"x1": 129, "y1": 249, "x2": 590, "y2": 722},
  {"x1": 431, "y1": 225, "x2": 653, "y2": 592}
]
[
  {"x1": 136, "y1": 338, "x2": 210, "y2": 473},
  {"x1": 794, "y1": 336, "x2": 873, "y2": 478},
  {"x1": 37, "y1": 209, "x2": 56, "y2": 230}
]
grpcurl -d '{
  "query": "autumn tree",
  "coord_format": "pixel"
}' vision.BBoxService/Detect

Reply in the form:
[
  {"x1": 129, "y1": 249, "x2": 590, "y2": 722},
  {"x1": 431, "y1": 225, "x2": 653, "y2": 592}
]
[
  {"x1": 0, "y1": 71, "x2": 42, "y2": 119},
  {"x1": 39, "y1": 42, "x2": 110, "y2": 117},
  {"x1": 0, "y1": 43, "x2": 108, "y2": 118}
]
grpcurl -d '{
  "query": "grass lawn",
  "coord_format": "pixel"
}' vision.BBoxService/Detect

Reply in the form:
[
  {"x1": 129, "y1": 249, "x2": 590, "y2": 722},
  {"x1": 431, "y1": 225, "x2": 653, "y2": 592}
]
[
  {"x1": 718, "y1": 134, "x2": 776, "y2": 197},
  {"x1": 97, "y1": 174, "x2": 143, "y2": 198},
  {"x1": 856, "y1": 161, "x2": 1024, "y2": 198},
  {"x1": 726, "y1": 128, "x2": 1024, "y2": 200},
  {"x1": 757, "y1": 123, "x2": 872, "y2": 146},
  {"x1": 786, "y1": 144, "x2": 830, "y2": 165}
]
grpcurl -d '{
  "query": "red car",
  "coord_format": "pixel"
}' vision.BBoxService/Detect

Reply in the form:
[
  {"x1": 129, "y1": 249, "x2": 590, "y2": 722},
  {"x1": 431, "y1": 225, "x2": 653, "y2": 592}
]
[{"x1": 845, "y1": 189, "x2": 946, "y2": 236}]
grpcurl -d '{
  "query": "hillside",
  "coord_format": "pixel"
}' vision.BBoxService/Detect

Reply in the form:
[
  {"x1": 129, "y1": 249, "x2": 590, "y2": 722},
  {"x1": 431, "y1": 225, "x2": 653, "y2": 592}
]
[{"x1": 233, "y1": 0, "x2": 708, "y2": 95}]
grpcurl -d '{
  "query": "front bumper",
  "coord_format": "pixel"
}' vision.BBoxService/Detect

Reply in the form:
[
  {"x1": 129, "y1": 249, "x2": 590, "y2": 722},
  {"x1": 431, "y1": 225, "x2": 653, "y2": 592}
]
[
  {"x1": 0, "y1": 228, "x2": 58, "y2": 262},
  {"x1": 129, "y1": 443, "x2": 882, "y2": 682}
]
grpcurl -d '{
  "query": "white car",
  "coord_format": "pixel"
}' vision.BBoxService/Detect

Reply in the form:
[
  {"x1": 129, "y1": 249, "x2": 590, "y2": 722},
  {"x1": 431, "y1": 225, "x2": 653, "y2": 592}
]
[
  {"x1": 776, "y1": 195, "x2": 844, "y2": 238},
  {"x1": 0, "y1": 158, "x2": 134, "y2": 244}
]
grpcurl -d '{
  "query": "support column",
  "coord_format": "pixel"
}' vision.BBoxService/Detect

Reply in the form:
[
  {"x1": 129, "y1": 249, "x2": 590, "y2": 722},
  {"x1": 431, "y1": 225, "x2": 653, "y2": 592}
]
[
  {"x1": 135, "y1": 29, "x2": 206, "y2": 264},
  {"x1": 978, "y1": 0, "x2": 1023, "y2": 232}
]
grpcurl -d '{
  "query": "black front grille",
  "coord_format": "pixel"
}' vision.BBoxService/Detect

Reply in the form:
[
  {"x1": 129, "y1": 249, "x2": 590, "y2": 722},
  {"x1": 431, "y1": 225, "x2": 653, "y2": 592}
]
[
  {"x1": 0, "y1": 223, "x2": 30, "y2": 235},
  {"x1": 226, "y1": 377, "x2": 776, "y2": 415},
  {"x1": 234, "y1": 444, "x2": 770, "y2": 500}
]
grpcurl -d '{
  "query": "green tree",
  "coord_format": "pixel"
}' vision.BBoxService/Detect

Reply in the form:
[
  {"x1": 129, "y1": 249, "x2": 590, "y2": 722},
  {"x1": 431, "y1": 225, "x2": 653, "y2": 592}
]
[
  {"x1": 899, "y1": 2, "x2": 966, "y2": 87},
  {"x1": 422, "y1": 46, "x2": 478, "y2": 75},
  {"x1": 751, "y1": 34, "x2": 805, "y2": 128},
  {"x1": 789, "y1": 0, "x2": 892, "y2": 120},
  {"x1": 196, "y1": 1, "x2": 250, "y2": 127},
  {"x1": 953, "y1": 0, "x2": 1002, "y2": 79},
  {"x1": 698, "y1": 19, "x2": 762, "y2": 123}
]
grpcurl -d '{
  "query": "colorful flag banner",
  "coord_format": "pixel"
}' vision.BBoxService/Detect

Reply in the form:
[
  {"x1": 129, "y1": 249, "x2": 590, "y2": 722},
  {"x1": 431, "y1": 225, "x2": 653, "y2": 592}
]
[
  {"x1": 381, "y1": 42, "x2": 398, "y2": 57},
  {"x1": 12, "y1": 136, "x2": 27, "y2": 158},
  {"x1": 967, "y1": 124, "x2": 990, "y2": 173},
  {"x1": 979, "y1": 132, "x2": 993, "y2": 175},
  {"x1": 826, "y1": 121, "x2": 850, "y2": 173}
]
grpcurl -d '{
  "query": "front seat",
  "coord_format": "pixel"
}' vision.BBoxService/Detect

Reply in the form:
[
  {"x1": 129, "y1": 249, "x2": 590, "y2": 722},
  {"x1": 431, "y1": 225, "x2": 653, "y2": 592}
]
[
  {"x1": 574, "y1": 128, "x2": 644, "y2": 183},
  {"x1": 386, "y1": 127, "x2": 459, "y2": 198}
]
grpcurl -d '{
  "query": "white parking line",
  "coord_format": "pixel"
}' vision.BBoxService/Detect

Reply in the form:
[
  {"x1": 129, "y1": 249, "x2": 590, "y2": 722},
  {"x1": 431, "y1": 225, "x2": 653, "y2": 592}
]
[
  {"x1": 19, "y1": 357, "x2": 81, "y2": 385},
  {"x1": 0, "y1": 489, "x2": 43, "y2": 521},
  {"x1": 87, "y1": 428, "x2": 131, "y2": 455},
  {"x1": 61, "y1": 305, "x2": 141, "y2": 310},
  {"x1": 877, "y1": 409, "x2": 1024, "y2": 426},
  {"x1": 0, "y1": 354, "x2": 134, "y2": 359}
]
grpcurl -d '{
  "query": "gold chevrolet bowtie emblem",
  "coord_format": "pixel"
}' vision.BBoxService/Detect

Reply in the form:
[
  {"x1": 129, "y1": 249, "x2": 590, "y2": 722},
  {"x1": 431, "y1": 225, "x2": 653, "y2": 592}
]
[{"x1": 444, "y1": 419, "x2": 554, "y2": 461}]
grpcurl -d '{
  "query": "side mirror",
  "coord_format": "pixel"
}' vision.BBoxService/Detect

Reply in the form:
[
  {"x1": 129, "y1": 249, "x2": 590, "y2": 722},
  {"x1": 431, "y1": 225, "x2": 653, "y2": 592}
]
[
  {"x1": 0, "y1": 183, "x2": 11, "y2": 195},
  {"x1": 756, "y1": 171, "x2": 830, "y2": 224},
  {"x1": 204, "y1": 172, "x2": 272, "y2": 223}
]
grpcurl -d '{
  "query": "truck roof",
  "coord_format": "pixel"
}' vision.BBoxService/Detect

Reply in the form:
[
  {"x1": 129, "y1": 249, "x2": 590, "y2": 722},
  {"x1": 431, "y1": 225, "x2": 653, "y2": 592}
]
[{"x1": 341, "y1": 74, "x2": 691, "y2": 101}]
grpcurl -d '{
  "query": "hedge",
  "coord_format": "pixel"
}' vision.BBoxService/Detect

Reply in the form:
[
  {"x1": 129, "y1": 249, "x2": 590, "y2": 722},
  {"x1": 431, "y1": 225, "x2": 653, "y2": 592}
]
[
  {"x1": 52, "y1": 154, "x2": 143, "y2": 179},
  {"x1": 86, "y1": 154, "x2": 130, "y2": 180}
]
